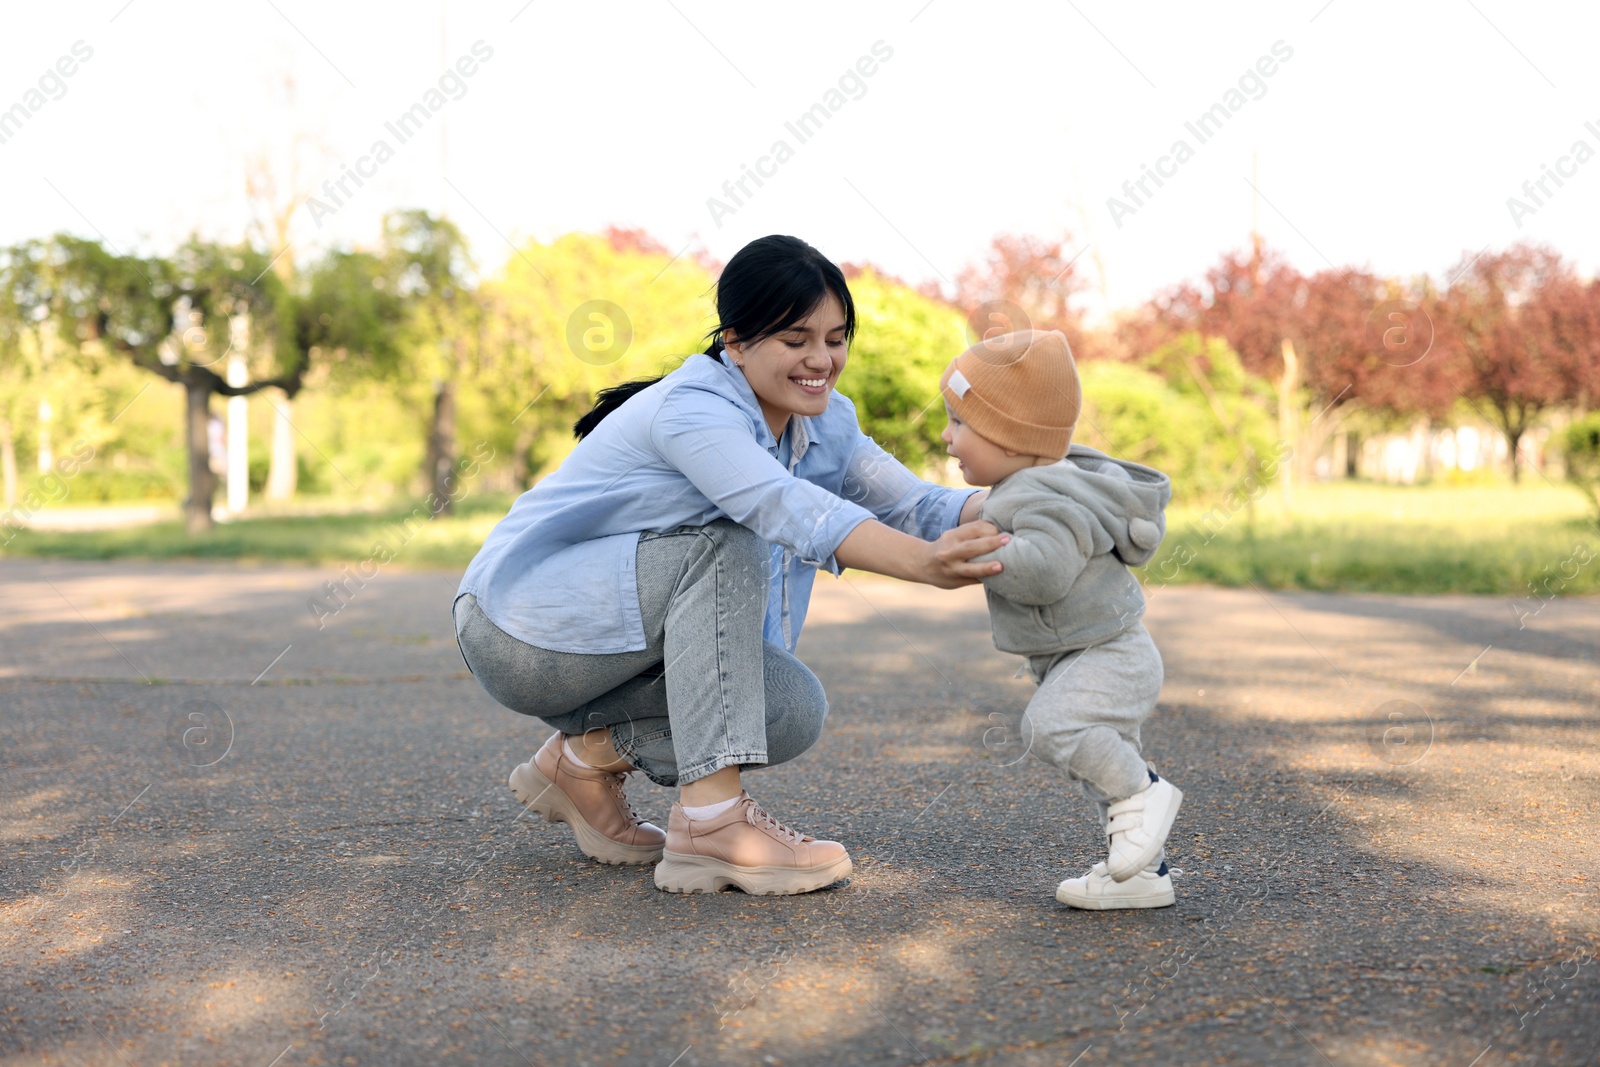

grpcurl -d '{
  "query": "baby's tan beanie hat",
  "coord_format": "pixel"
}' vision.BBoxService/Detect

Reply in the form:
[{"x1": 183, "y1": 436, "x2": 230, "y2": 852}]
[{"x1": 938, "y1": 329, "x2": 1080, "y2": 459}]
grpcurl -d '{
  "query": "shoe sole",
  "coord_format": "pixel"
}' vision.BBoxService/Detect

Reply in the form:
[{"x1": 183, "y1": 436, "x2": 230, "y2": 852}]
[
  {"x1": 508, "y1": 760, "x2": 664, "y2": 866},
  {"x1": 1107, "y1": 783, "x2": 1183, "y2": 883},
  {"x1": 653, "y1": 850, "x2": 853, "y2": 896},
  {"x1": 1056, "y1": 882, "x2": 1175, "y2": 910}
]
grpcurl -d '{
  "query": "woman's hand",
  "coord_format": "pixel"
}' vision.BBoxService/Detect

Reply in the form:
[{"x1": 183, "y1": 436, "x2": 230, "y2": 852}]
[
  {"x1": 920, "y1": 520, "x2": 1009, "y2": 588},
  {"x1": 836, "y1": 518, "x2": 1008, "y2": 588}
]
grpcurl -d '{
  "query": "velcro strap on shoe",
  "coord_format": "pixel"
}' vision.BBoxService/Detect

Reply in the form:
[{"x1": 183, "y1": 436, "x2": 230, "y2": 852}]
[{"x1": 1107, "y1": 812, "x2": 1143, "y2": 834}]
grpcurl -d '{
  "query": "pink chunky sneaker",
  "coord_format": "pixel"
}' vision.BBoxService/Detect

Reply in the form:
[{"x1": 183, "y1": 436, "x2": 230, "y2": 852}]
[
  {"x1": 654, "y1": 793, "x2": 852, "y2": 896},
  {"x1": 509, "y1": 732, "x2": 665, "y2": 865}
]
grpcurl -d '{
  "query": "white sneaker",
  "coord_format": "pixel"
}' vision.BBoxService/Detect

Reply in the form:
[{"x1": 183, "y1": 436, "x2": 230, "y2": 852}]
[
  {"x1": 1105, "y1": 775, "x2": 1182, "y2": 882},
  {"x1": 1057, "y1": 861, "x2": 1175, "y2": 910}
]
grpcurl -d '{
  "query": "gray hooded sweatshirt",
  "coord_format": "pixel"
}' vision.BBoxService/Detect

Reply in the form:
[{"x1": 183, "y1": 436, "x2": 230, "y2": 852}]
[{"x1": 974, "y1": 445, "x2": 1171, "y2": 658}]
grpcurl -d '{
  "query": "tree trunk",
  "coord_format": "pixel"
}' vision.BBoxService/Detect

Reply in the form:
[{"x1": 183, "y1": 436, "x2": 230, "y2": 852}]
[
  {"x1": 1331, "y1": 430, "x2": 1349, "y2": 480},
  {"x1": 1494, "y1": 399, "x2": 1530, "y2": 485},
  {"x1": 512, "y1": 420, "x2": 535, "y2": 489},
  {"x1": 226, "y1": 348, "x2": 249, "y2": 515},
  {"x1": 427, "y1": 375, "x2": 457, "y2": 516},
  {"x1": 36, "y1": 398, "x2": 53, "y2": 472},
  {"x1": 265, "y1": 394, "x2": 298, "y2": 501},
  {"x1": 0, "y1": 416, "x2": 16, "y2": 508},
  {"x1": 1416, "y1": 417, "x2": 1435, "y2": 482},
  {"x1": 185, "y1": 381, "x2": 216, "y2": 534},
  {"x1": 1276, "y1": 338, "x2": 1299, "y2": 510},
  {"x1": 225, "y1": 318, "x2": 250, "y2": 514},
  {"x1": 1301, "y1": 398, "x2": 1354, "y2": 486}
]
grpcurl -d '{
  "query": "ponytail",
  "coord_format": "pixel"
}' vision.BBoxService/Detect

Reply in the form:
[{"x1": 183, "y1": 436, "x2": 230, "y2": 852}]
[
  {"x1": 571, "y1": 344, "x2": 730, "y2": 439},
  {"x1": 570, "y1": 234, "x2": 854, "y2": 440},
  {"x1": 572, "y1": 376, "x2": 664, "y2": 439}
]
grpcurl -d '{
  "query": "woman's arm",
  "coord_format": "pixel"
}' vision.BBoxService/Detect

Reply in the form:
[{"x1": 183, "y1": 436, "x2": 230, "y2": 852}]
[
  {"x1": 652, "y1": 387, "x2": 876, "y2": 569},
  {"x1": 652, "y1": 385, "x2": 1003, "y2": 585},
  {"x1": 834, "y1": 518, "x2": 1007, "y2": 589},
  {"x1": 840, "y1": 429, "x2": 979, "y2": 540},
  {"x1": 959, "y1": 489, "x2": 989, "y2": 525}
]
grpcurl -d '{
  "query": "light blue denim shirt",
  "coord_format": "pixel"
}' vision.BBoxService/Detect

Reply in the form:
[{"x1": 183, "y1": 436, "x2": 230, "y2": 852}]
[{"x1": 457, "y1": 351, "x2": 975, "y2": 655}]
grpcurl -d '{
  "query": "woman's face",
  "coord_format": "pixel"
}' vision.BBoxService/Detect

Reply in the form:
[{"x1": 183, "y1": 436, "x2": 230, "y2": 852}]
[{"x1": 724, "y1": 294, "x2": 849, "y2": 438}]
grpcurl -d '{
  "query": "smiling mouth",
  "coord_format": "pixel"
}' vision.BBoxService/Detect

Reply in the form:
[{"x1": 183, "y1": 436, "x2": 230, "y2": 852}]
[{"x1": 791, "y1": 375, "x2": 829, "y2": 390}]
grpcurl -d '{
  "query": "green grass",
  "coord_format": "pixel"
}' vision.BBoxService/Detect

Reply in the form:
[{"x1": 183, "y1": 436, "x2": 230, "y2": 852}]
[
  {"x1": 1, "y1": 494, "x2": 514, "y2": 569},
  {"x1": 1142, "y1": 482, "x2": 1600, "y2": 596},
  {"x1": 4, "y1": 483, "x2": 1598, "y2": 597}
]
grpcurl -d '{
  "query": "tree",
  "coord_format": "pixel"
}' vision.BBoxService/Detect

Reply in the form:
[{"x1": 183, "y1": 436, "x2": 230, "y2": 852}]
[
  {"x1": 1151, "y1": 248, "x2": 1314, "y2": 498},
  {"x1": 1564, "y1": 412, "x2": 1600, "y2": 525},
  {"x1": 30, "y1": 236, "x2": 308, "y2": 532},
  {"x1": 0, "y1": 243, "x2": 126, "y2": 508},
  {"x1": 951, "y1": 233, "x2": 1091, "y2": 358},
  {"x1": 239, "y1": 65, "x2": 334, "y2": 502},
  {"x1": 837, "y1": 266, "x2": 971, "y2": 470},
  {"x1": 379, "y1": 211, "x2": 477, "y2": 514},
  {"x1": 1293, "y1": 268, "x2": 1455, "y2": 484},
  {"x1": 1147, "y1": 244, "x2": 1456, "y2": 493},
  {"x1": 298, "y1": 248, "x2": 408, "y2": 373},
  {"x1": 0, "y1": 242, "x2": 51, "y2": 508},
  {"x1": 22, "y1": 231, "x2": 412, "y2": 531},
  {"x1": 1076, "y1": 332, "x2": 1279, "y2": 503},
  {"x1": 1295, "y1": 269, "x2": 1450, "y2": 416},
  {"x1": 1440, "y1": 243, "x2": 1595, "y2": 482},
  {"x1": 478, "y1": 230, "x2": 716, "y2": 483},
  {"x1": 288, "y1": 243, "x2": 411, "y2": 499}
]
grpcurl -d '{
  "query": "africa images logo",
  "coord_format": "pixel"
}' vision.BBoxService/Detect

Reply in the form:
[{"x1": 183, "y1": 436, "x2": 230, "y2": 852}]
[
  {"x1": 1106, "y1": 40, "x2": 1294, "y2": 228},
  {"x1": 305, "y1": 41, "x2": 495, "y2": 227},
  {"x1": 0, "y1": 40, "x2": 94, "y2": 147},
  {"x1": 705, "y1": 41, "x2": 894, "y2": 228}
]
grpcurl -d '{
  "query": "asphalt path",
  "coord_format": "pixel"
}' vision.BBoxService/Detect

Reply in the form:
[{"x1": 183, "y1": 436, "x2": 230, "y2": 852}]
[{"x1": 2, "y1": 559, "x2": 1596, "y2": 1066}]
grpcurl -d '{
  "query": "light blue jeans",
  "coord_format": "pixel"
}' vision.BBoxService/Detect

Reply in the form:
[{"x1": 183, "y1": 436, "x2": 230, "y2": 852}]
[{"x1": 454, "y1": 520, "x2": 828, "y2": 787}]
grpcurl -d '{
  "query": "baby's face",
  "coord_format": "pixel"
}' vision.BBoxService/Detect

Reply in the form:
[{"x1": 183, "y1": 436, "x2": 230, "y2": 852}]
[{"x1": 941, "y1": 403, "x2": 1033, "y2": 486}]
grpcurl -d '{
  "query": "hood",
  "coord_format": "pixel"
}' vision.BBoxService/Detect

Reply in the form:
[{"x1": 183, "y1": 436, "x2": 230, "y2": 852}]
[{"x1": 1013, "y1": 445, "x2": 1171, "y2": 566}]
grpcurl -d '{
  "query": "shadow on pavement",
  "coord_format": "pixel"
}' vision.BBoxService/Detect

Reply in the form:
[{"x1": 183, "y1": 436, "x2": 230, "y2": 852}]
[{"x1": 2, "y1": 569, "x2": 1596, "y2": 1065}]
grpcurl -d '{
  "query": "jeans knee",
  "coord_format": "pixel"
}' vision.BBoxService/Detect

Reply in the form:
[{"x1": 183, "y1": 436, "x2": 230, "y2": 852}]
[
  {"x1": 796, "y1": 687, "x2": 828, "y2": 750},
  {"x1": 766, "y1": 666, "x2": 828, "y2": 766}
]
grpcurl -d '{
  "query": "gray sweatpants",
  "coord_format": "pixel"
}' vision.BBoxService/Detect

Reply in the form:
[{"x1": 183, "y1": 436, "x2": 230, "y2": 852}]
[
  {"x1": 1023, "y1": 622, "x2": 1164, "y2": 824},
  {"x1": 453, "y1": 520, "x2": 829, "y2": 788}
]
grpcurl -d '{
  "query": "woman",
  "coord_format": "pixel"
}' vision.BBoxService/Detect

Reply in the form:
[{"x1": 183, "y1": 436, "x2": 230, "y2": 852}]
[{"x1": 454, "y1": 235, "x2": 1007, "y2": 896}]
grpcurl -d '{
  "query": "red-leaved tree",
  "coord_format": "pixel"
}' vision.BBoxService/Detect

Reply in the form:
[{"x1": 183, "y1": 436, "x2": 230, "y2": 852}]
[
  {"x1": 1139, "y1": 243, "x2": 1464, "y2": 486},
  {"x1": 951, "y1": 233, "x2": 1091, "y2": 357},
  {"x1": 1439, "y1": 243, "x2": 1598, "y2": 481}
]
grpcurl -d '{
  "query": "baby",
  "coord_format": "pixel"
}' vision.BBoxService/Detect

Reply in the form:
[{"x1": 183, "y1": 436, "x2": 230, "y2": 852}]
[{"x1": 940, "y1": 330, "x2": 1182, "y2": 909}]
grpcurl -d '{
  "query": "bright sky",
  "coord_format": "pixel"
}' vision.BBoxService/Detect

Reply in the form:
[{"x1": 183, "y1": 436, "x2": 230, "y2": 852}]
[{"x1": 4, "y1": 1, "x2": 1598, "y2": 323}]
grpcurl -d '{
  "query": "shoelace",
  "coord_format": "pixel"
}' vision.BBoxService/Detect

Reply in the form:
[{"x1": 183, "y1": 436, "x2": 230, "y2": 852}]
[
  {"x1": 745, "y1": 802, "x2": 812, "y2": 844},
  {"x1": 601, "y1": 770, "x2": 646, "y2": 826}
]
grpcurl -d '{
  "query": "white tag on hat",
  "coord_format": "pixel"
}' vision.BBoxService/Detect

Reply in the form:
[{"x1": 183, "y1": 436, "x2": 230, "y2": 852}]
[{"x1": 948, "y1": 369, "x2": 971, "y2": 398}]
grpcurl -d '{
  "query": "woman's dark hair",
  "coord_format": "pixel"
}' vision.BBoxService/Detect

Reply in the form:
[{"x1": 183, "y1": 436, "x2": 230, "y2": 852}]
[{"x1": 572, "y1": 235, "x2": 856, "y2": 439}]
